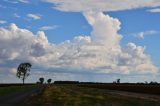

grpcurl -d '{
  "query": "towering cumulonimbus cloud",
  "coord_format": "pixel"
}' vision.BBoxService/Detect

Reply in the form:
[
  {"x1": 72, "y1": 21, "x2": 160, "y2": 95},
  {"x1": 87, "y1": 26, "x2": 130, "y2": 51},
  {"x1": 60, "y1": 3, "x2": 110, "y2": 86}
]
[
  {"x1": 45, "y1": 0, "x2": 158, "y2": 74},
  {"x1": 83, "y1": 11, "x2": 122, "y2": 48}
]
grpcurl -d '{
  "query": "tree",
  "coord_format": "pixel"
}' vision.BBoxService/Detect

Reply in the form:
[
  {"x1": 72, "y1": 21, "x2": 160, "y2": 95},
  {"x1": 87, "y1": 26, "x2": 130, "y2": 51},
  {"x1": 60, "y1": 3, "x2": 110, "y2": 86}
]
[
  {"x1": 39, "y1": 77, "x2": 44, "y2": 84},
  {"x1": 117, "y1": 78, "x2": 120, "y2": 83},
  {"x1": 17, "y1": 63, "x2": 32, "y2": 84},
  {"x1": 47, "y1": 79, "x2": 52, "y2": 84}
]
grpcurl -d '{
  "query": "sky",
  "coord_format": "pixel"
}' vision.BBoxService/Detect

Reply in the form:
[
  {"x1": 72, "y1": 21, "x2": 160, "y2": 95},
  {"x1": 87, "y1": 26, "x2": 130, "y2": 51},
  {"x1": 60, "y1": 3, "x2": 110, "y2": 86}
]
[{"x1": 0, "y1": 0, "x2": 160, "y2": 83}]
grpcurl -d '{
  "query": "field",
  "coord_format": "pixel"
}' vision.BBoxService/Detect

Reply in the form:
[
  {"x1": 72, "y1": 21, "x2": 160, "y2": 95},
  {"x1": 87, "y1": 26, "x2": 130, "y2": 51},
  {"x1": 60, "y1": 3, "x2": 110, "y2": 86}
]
[
  {"x1": 0, "y1": 84, "x2": 159, "y2": 106},
  {"x1": 79, "y1": 83, "x2": 160, "y2": 95},
  {"x1": 23, "y1": 84, "x2": 160, "y2": 106}
]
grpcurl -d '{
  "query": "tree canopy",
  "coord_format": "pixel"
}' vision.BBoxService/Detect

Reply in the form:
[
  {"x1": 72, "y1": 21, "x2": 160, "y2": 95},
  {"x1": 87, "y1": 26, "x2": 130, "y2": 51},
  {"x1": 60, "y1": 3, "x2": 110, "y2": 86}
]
[
  {"x1": 47, "y1": 79, "x2": 52, "y2": 84},
  {"x1": 39, "y1": 77, "x2": 44, "y2": 84},
  {"x1": 17, "y1": 63, "x2": 32, "y2": 84}
]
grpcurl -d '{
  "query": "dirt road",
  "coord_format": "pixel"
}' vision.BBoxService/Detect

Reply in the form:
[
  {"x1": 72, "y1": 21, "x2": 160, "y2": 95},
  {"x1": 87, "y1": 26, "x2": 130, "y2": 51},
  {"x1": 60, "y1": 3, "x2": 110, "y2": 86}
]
[{"x1": 0, "y1": 86, "x2": 43, "y2": 106}]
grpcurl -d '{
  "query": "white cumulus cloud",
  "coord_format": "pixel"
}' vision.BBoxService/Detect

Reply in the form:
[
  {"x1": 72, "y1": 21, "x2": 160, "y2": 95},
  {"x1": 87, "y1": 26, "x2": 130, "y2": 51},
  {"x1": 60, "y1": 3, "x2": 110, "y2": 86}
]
[
  {"x1": 0, "y1": 21, "x2": 158, "y2": 78},
  {"x1": 83, "y1": 11, "x2": 122, "y2": 48}
]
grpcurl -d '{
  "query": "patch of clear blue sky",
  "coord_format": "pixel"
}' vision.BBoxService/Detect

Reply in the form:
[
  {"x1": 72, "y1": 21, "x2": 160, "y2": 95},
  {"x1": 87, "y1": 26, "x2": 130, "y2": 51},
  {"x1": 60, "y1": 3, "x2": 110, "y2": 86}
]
[{"x1": 0, "y1": 0, "x2": 160, "y2": 67}]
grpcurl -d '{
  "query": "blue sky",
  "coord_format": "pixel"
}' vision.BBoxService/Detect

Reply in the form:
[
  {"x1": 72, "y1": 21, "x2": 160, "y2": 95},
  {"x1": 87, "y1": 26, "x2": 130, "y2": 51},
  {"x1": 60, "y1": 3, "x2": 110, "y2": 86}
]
[{"x1": 0, "y1": 0, "x2": 160, "y2": 83}]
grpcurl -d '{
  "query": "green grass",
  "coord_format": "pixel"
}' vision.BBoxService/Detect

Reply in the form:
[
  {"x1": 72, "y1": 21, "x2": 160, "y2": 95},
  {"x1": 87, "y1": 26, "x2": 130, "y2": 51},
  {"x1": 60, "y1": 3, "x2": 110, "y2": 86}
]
[
  {"x1": 0, "y1": 85, "x2": 36, "y2": 96},
  {"x1": 24, "y1": 85, "x2": 160, "y2": 106}
]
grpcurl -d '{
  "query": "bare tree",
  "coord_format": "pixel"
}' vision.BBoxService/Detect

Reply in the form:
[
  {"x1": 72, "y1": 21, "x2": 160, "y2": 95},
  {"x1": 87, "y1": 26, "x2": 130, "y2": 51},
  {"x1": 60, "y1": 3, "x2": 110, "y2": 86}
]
[{"x1": 17, "y1": 63, "x2": 32, "y2": 84}]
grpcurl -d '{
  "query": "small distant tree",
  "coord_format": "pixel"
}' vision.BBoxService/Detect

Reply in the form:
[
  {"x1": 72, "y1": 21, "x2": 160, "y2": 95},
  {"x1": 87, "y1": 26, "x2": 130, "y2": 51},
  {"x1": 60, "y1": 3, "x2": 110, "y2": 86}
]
[
  {"x1": 145, "y1": 81, "x2": 148, "y2": 84},
  {"x1": 36, "y1": 81, "x2": 40, "y2": 84},
  {"x1": 150, "y1": 81, "x2": 158, "y2": 85},
  {"x1": 113, "y1": 81, "x2": 116, "y2": 83},
  {"x1": 47, "y1": 79, "x2": 52, "y2": 84},
  {"x1": 17, "y1": 63, "x2": 32, "y2": 84},
  {"x1": 117, "y1": 78, "x2": 120, "y2": 83},
  {"x1": 39, "y1": 77, "x2": 44, "y2": 84}
]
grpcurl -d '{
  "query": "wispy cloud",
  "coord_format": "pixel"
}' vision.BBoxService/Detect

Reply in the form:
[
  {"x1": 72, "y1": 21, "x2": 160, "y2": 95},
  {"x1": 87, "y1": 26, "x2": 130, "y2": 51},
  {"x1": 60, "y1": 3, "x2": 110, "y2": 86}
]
[
  {"x1": 0, "y1": 4, "x2": 7, "y2": 8},
  {"x1": 39, "y1": 25, "x2": 58, "y2": 31},
  {"x1": 133, "y1": 30, "x2": 158, "y2": 39},
  {"x1": 0, "y1": 4, "x2": 17, "y2": 10},
  {"x1": 147, "y1": 8, "x2": 160, "y2": 13},
  {"x1": 3, "y1": 0, "x2": 29, "y2": 4},
  {"x1": 18, "y1": 0, "x2": 29, "y2": 3},
  {"x1": 27, "y1": 14, "x2": 41, "y2": 20},
  {"x1": 46, "y1": 0, "x2": 160, "y2": 12},
  {"x1": 14, "y1": 13, "x2": 20, "y2": 18},
  {"x1": 3, "y1": 0, "x2": 18, "y2": 4},
  {"x1": 0, "y1": 20, "x2": 7, "y2": 24}
]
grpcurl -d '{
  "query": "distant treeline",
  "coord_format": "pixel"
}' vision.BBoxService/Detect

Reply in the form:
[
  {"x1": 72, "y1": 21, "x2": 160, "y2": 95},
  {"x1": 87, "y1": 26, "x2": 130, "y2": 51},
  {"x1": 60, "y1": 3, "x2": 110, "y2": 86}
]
[
  {"x1": 53, "y1": 81, "x2": 160, "y2": 85},
  {"x1": 54, "y1": 81, "x2": 109, "y2": 84},
  {"x1": 54, "y1": 81, "x2": 79, "y2": 84}
]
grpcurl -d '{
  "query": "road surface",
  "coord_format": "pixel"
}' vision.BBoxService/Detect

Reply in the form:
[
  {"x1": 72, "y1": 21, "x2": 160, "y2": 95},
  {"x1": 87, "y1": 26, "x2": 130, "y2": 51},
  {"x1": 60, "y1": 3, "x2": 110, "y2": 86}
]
[{"x1": 0, "y1": 86, "x2": 43, "y2": 106}]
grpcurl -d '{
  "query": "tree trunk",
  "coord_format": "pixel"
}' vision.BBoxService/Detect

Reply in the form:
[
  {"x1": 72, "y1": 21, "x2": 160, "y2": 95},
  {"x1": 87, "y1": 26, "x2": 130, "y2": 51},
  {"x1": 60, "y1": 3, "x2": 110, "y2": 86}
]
[
  {"x1": 22, "y1": 78, "x2": 25, "y2": 85},
  {"x1": 23, "y1": 73, "x2": 26, "y2": 85}
]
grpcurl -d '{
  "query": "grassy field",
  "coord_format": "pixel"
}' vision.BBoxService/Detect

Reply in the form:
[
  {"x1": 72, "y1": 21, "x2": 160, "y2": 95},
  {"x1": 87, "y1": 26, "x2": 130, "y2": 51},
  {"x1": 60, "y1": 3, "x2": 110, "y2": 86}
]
[{"x1": 23, "y1": 84, "x2": 160, "y2": 106}]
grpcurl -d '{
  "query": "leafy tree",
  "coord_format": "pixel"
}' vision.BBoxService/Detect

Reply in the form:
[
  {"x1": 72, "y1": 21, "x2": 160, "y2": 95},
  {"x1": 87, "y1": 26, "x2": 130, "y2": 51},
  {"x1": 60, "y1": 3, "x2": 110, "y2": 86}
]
[
  {"x1": 39, "y1": 77, "x2": 44, "y2": 84},
  {"x1": 17, "y1": 63, "x2": 32, "y2": 84},
  {"x1": 47, "y1": 79, "x2": 52, "y2": 84},
  {"x1": 117, "y1": 78, "x2": 120, "y2": 83},
  {"x1": 150, "y1": 81, "x2": 158, "y2": 85},
  {"x1": 36, "y1": 81, "x2": 40, "y2": 84}
]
